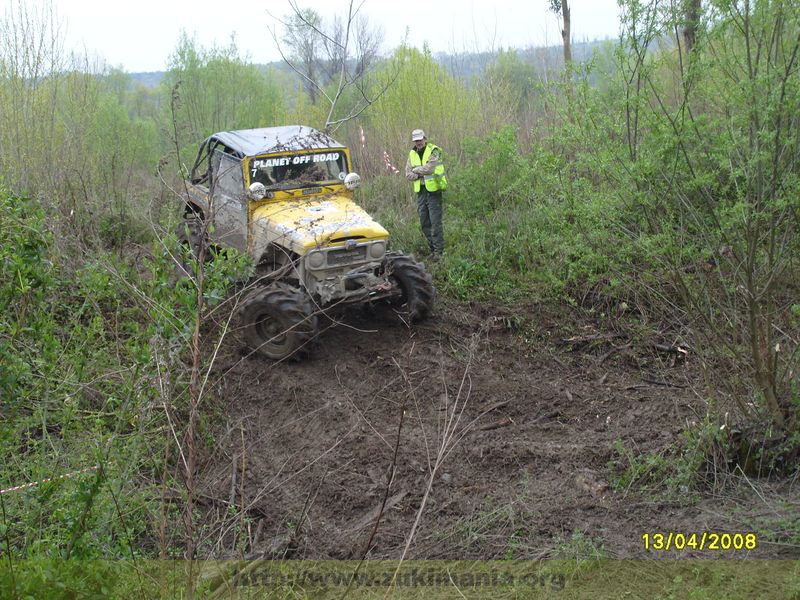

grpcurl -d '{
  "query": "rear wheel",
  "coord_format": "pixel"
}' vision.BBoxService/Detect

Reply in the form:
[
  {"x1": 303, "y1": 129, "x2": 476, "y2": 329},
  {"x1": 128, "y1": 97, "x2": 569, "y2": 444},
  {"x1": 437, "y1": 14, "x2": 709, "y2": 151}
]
[
  {"x1": 239, "y1": 282, "x2": 318, "y2": 360},
  {"x1": 177, "y1": 213, "x2": 211, "y2": 269},
  {"x1": 383, "y1": 252, "x2": 435, "y2": 322},
  {"x1": 178, "y1": 212, "x2": 211, "y2": 277}
]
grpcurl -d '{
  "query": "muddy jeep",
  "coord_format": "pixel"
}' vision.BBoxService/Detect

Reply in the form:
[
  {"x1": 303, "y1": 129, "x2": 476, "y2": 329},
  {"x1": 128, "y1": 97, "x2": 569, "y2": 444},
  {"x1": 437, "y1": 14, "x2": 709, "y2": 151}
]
[{"x1": 181, "y1": 125, "x2": 434, "y2": 360}]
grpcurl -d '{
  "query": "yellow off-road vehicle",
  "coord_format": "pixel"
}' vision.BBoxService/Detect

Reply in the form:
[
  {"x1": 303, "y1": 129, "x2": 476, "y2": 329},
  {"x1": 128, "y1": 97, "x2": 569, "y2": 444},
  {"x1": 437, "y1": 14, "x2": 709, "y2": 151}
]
[{"x1": 181, "y1": 125, "x2": 434, "y2": 360}]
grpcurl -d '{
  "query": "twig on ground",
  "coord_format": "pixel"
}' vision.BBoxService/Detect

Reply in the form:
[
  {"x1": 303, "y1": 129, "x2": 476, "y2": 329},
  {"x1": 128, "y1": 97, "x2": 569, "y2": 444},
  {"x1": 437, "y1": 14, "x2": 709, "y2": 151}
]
[
  {"x1": 642, "y1": 377, "x2": 688, "y2": 388},
  {"x1": 476, "y1": 417, "x2": 514, "y2": 431},
  {"x1": 560, "y1": 332, "x2": 626, "y2": 344}
]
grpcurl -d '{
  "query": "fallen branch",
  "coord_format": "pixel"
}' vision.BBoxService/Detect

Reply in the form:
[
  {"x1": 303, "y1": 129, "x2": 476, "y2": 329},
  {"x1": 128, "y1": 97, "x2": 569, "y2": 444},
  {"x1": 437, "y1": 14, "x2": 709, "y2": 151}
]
[
  {"x1": 480, "y1": 400, "x2": 510, "y2": 414},
  {"x1": 475, "y1": 417, "x2": 514, "y2": 431},
  {"x1": 560, "y1": 332, "x2": 625, "y2": 345},
  {"x1": 641, "y1": 377, "x2": 688, "y2": 389}
]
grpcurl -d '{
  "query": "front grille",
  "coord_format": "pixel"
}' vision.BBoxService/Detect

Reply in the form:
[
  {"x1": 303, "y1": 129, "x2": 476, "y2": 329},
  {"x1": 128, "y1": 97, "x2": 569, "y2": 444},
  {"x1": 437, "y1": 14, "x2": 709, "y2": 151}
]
[{"x1": 327, "y1": 246, "x2": 367, "y2": 266}]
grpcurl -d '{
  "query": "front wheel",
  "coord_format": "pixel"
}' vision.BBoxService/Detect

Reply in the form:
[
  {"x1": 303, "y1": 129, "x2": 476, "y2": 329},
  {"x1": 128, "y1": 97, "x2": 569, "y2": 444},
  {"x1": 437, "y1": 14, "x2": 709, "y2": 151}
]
[
  {"x1": 382, "y1": 252, "x2": 435, "y2": 322},
  {"x1": 239, "y1": 282, "x2": 318, "y2": 360}
]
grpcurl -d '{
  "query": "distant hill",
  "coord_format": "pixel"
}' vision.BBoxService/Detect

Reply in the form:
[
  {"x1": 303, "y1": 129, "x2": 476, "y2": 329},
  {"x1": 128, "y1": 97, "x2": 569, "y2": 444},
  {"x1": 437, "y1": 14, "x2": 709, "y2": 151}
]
[
  {"x1": 128, "y1": 60, "x2": 297, "y2": 89},
  {"x1": 129, "y1": 71, "x2": 165, "y2": 88},
  {"x1": 128, "y1": 39, "x2": 614, "y2": 89}
]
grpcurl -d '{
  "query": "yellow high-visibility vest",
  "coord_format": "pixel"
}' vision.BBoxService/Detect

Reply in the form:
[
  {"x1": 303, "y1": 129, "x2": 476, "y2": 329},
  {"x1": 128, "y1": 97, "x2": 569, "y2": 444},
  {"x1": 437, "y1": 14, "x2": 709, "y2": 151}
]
[{"x1": 409, "y1": 143, "x2": 448, "y2": 193}]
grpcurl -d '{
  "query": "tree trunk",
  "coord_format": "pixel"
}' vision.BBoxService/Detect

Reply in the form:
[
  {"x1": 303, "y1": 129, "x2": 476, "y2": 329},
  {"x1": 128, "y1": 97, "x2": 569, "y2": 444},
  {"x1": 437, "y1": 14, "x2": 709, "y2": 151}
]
[
  {"x1": 683, "y1": 0, "x2": 701, "y2": 55},
  {"x1": 561, "y1": 0, "x2": 572, "y2": 66}
]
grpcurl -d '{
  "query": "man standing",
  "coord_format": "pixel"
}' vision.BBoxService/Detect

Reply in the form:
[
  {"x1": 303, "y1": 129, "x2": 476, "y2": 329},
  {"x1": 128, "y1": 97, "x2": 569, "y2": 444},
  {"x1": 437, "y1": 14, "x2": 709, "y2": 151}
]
[{"x1": 405, "y1": 129, "x2": 447, "y2": 259}]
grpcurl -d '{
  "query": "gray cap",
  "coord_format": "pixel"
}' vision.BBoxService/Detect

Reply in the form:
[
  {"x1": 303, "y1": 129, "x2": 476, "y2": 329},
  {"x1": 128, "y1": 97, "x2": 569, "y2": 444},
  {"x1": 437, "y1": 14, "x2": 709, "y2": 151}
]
[{"x1": 411, "y1": 129, "x2": 426, "y2": 141}]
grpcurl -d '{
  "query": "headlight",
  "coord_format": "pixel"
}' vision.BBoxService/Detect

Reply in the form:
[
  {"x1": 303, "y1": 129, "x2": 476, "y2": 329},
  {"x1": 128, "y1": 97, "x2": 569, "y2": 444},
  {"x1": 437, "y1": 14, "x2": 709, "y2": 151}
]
[
  {"x1": 369, "y1": 241, "x2": 386, "y2": 259},
  {"x1": 307, "y1": 250, "x2": 325, "y2": 269}
]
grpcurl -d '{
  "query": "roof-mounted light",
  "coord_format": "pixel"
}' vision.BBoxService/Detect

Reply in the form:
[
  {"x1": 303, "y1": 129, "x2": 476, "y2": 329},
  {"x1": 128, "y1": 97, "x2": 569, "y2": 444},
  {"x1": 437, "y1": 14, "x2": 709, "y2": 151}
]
[
  {"x1": 248, "y1": 182, "x2": 266, "y2": 200},
  {"x1": 344, "y1": 172, "x2": 361, "y2": 191}
]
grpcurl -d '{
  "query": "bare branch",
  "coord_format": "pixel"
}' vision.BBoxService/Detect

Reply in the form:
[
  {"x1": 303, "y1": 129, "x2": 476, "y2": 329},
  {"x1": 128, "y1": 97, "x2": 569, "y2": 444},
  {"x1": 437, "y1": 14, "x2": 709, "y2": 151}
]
[{"x1": 270, "y1": 0, "x2": 394, "y2": 131}]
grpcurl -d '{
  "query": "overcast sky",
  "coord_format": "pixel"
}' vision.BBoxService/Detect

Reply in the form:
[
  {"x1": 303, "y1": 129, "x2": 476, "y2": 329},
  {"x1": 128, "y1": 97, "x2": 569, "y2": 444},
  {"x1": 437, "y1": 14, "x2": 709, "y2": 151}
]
[{"x1": 6, "y1": 0, "x2": 622, "y2": 72}]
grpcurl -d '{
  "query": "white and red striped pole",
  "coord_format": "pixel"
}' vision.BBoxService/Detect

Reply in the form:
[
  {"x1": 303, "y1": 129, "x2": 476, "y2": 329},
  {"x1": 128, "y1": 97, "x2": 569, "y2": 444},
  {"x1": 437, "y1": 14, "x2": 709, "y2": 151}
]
[
  {"x1": 383, "y1": 150, "x2": 400, "y2": 174},
  {"x1": 1, "y1": 466, "x2": 99, "y2": 495}
]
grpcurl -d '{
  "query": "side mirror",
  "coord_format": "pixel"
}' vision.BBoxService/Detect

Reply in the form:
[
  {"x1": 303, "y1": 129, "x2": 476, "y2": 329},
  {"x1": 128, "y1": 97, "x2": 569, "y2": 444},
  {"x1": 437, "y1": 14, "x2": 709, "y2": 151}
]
[
  {"x1": 344, "y1": 172, "x2": 361, "y2": 191},
  {"x1": 248, "y1": 182, "x2": 266, "y2": 200}
]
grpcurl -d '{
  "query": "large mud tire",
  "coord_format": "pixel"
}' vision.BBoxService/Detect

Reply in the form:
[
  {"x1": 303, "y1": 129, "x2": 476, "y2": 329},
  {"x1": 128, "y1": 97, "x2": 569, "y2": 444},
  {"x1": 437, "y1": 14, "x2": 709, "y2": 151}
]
[
  {"x1": 177, "y1": 214, "x2": 211, "y2": 272},
  {"x1": 239, "y1": 282, "x2": 318, "y2": 361},
  {"x1": 178, "y1": 215, "x2": 209, "y2": 257},
  {"x1": 383, "y1": 252, "x2": 435, "y2": 322}
]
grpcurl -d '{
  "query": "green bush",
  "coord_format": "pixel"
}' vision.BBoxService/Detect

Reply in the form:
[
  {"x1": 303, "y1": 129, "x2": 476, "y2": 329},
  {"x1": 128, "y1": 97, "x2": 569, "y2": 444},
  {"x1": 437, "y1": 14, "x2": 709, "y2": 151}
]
[
  {"x1": 0, "y1": 188, "x2": 250, "y2": 569},
  {"x1": 416, "y1": 126, "x2": 637, "y2": 303}
]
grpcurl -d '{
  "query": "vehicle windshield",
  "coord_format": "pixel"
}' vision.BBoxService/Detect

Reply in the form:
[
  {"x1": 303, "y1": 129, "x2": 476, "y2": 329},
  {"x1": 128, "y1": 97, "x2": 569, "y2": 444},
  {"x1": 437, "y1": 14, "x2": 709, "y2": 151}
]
[{"x1": 249, "y1": 151, "x2": 348, "y2": 191}]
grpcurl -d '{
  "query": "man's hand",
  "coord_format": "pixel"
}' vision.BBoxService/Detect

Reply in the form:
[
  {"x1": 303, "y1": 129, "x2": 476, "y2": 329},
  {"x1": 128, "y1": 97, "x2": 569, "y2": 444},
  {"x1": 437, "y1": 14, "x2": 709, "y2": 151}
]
[{"x1": 406, "y1": 162, "x2": 428, "y2": 181}]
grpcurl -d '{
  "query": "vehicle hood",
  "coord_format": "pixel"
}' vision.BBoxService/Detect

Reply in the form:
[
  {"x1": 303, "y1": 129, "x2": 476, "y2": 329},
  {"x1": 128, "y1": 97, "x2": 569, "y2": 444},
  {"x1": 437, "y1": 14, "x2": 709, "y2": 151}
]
[{"x1": 250, "y1": 193, "x2": 389, "y2": 256}]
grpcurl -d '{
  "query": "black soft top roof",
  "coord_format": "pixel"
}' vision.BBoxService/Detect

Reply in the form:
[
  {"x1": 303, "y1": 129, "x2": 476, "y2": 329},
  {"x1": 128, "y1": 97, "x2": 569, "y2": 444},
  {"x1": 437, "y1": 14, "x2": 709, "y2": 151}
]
[{"x1": 206, "y1": 126, "x2": 345, "y2": 158}]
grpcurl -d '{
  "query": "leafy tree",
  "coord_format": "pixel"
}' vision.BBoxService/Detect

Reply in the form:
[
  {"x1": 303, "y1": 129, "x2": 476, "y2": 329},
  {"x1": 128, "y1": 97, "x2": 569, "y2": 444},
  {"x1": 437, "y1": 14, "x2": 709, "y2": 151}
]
[
  {"x1": 163, "y1": 32, "x2": 286, "y2": 147},
  {"x1": 281, "y1": 7, "x2": 325, "y2": 104},
  {"x1": 591, "y1": 0, "x2": 800, "y2": 433},
  {"x1": 367, "y1": 46, "x2": 482, "y2": 165},
  {"x1": 0, "y1": 0, "x2": 162, "y2": 249},
  {"x1": 485, "y1": 49, "x2": 540, "y2": 114}
]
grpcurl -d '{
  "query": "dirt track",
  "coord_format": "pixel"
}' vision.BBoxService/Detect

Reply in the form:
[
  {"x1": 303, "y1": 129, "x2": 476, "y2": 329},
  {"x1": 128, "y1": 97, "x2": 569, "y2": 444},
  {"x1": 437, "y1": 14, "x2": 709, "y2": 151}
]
[{"x1": 194, "y1": 297, "x2": 794, "y2": 560}]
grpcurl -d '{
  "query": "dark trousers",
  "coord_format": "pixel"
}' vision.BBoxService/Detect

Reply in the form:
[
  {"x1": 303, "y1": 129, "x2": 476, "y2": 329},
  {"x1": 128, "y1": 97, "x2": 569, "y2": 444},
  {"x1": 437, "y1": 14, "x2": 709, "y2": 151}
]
[{"x1": 416, "y1": 189, "x2": 444, "y2": 255}]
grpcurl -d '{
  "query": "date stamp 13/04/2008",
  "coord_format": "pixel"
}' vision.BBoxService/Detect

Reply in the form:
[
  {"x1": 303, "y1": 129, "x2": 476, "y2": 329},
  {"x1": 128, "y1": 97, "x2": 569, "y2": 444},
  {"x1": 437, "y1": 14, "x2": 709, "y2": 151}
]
[{"x1": 642, "y1": 532, "x2": 758, "y2": 552}]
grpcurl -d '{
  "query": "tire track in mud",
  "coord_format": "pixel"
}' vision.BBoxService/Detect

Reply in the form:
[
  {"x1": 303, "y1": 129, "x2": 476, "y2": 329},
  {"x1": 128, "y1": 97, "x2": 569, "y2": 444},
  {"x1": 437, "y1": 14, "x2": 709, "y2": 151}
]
[{"x1": 194, "y1": 298, "x2": 774, "y2": 559}]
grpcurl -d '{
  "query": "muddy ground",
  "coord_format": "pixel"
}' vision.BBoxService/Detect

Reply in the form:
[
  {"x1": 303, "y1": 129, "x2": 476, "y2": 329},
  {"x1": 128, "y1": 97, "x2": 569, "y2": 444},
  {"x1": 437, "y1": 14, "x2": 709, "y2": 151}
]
[{"x1": 192, "y1": 296, "x2": 798, "y2": 560}]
